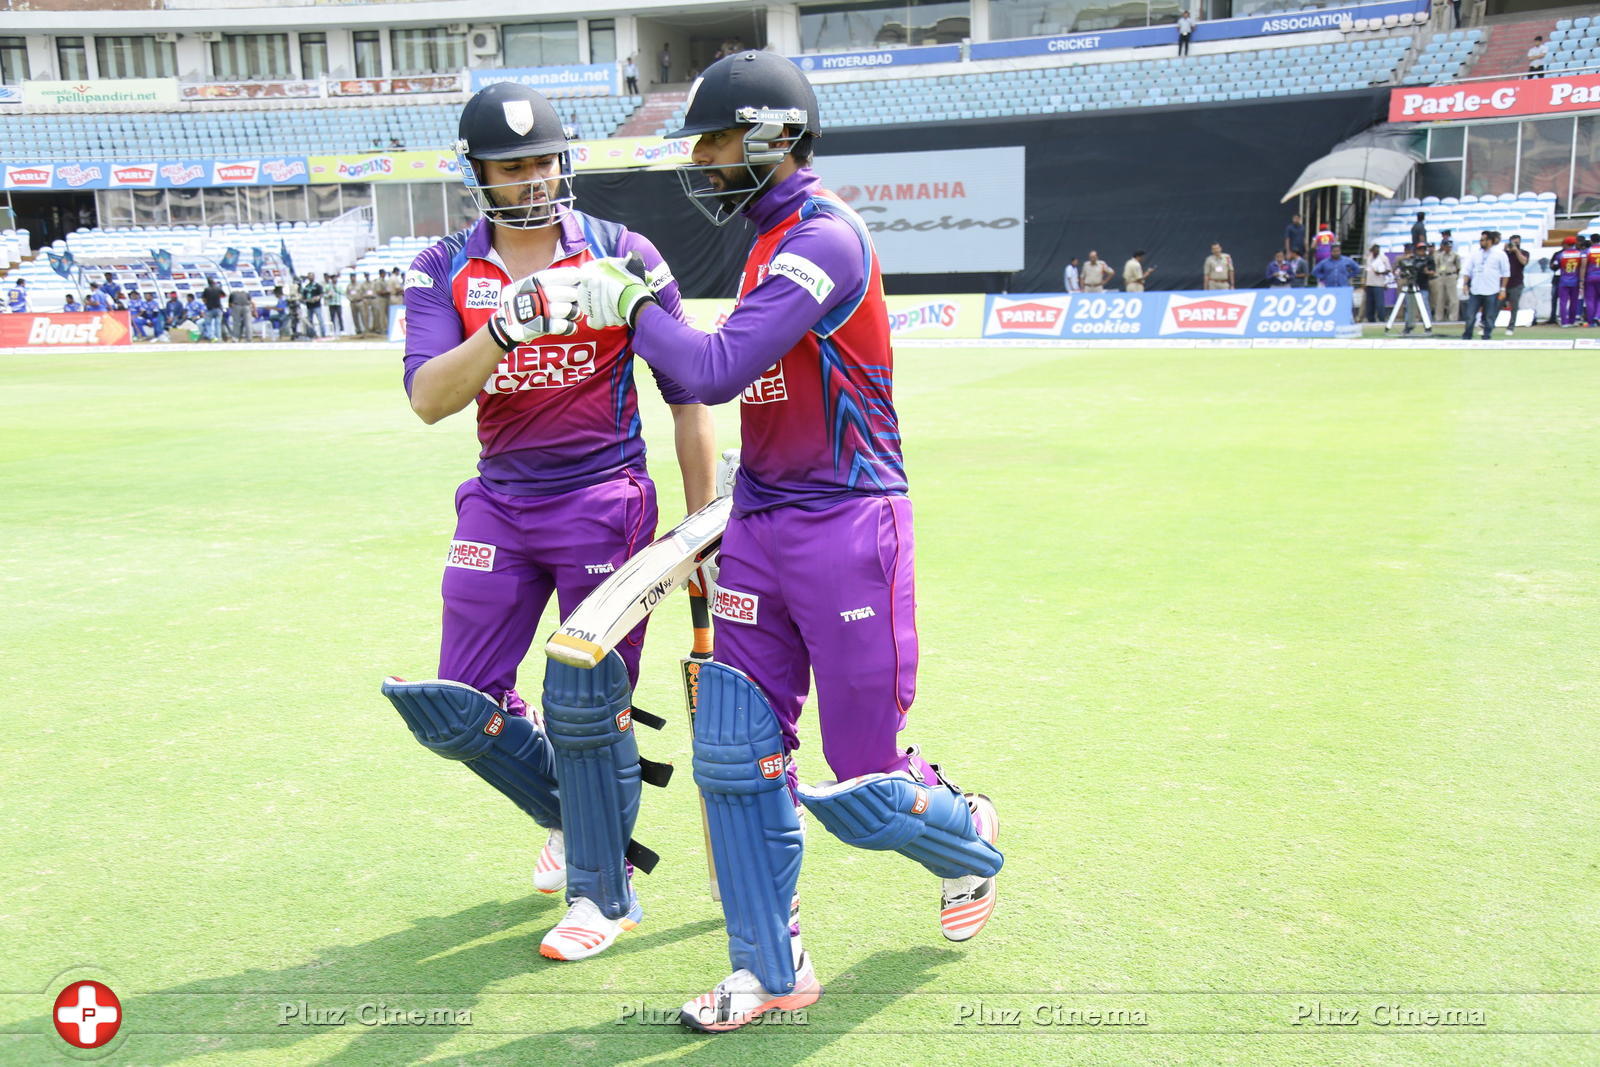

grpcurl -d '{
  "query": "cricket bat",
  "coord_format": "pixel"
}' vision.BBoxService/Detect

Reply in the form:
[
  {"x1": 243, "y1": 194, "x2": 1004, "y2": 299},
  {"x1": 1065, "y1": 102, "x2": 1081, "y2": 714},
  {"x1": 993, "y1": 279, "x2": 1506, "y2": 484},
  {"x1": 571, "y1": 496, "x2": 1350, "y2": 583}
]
[
  {"x1": 682, "y1": 586, "x2": 722, "y2": 901},
  {"x1": 544, "y1": 495, "x2": 731, "y2": 669}
]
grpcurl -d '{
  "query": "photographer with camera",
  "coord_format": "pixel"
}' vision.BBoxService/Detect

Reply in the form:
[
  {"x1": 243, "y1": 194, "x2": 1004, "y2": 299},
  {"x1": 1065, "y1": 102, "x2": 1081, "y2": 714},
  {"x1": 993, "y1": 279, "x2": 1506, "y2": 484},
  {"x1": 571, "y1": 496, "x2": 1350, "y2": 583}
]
[
  {"x1": 1462, "y1": 231, "x2": 1510, "y2": 341},
  {"x1": 1385, "y1": 241, "x2": 1437, "y2": 336},
  {"x1": 1502, "y1": 234, "x2": 1528, "y2": 335}
]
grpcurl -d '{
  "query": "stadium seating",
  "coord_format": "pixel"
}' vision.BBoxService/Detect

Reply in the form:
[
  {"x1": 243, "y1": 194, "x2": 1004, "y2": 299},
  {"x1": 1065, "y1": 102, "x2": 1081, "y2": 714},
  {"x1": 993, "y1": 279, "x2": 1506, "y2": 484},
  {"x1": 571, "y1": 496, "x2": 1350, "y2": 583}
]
[
  {"x1": 1366, "y1": 191, "x2": 1558, "y2": 251},
  {"x1": 1398, "y1": 28, "x2": 1484, "y2": 85},
  {"x1": 350, "y1": 235, "x2": 434, "y2": 276},
  {"x1": 0, "y1": 96, "x2": 642, "y2": 161},
  {"x1": 10, "y1": 216, "x2": 373, "y2": 312},
  {"x1": 1545, "y1": 18, "x2": 1600, "y2": 73},
  {"x1": 1, "y1": 229, "x2": 29, "y2": 269},
  {"x1": 656, "y1": 38, "x2": 1412, "y2": 133}
]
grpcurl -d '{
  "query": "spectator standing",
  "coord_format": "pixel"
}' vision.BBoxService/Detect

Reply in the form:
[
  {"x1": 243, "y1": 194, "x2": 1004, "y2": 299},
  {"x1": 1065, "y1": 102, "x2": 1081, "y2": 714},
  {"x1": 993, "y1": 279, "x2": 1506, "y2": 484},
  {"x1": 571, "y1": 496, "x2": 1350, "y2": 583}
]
[
  {"x1": 1081, "y1": 250, "x2": 1114, "y2": 292},
  {"x1": 1284, "y1": 212, "x2": 1305, "y2": 257},
  {"x1": 1312, "y1": 243, "x2": 1363, "y2": 319},
  {"x1": 1266, "y1": 251, "x2": 1294, "y2": 287},
  {"x1": 349, "y1": 274, "x2": 371, "y2": 335},
  {"x1": 1528, "y1": 36, "x2": 1547, "y2": 77},
  {"x1": 1410, "y1": 211, "x2": 1428, "y2": 248},
  {"x1": 1063, "y1": 256, "x2": 1082, "y2": 292},
  {"x1": 326, "y1": 273, "x2": 346, "y2": 335},
  {"x1": 1123, "y1": 250, "x2": 1154, "y2": 292},
  {"x1": 1313, "y1": 223, "x2": 1335, "y2": 264},
  {"x1": 303, "y1": 273, "x2": 326, "y2": 338},
  {"x1": 6, "y1": 277, "x2": 27, "y2": 312},
  {"x1": 85, "y1": 282, "x2": 109, "y2": 312},
  {"x1": 1202, "y1": 242, "x2": 1235, "y2": 289},
  {"x1": 100, "y1": 272, "x2": 123, "y2": 306},
  {"x1": 1285, "y1": 249, "x2": 1309, "y2": 287},
  {"x1": 201, "y1": 276, "x2": 225, "y2": 341},
  {"x1": 1461, "y1": 231, "x2": 1510, "y2": 340},
  {"x1": 658, "y1": 43, "x2": 671, "y2": 84},
  {"x1": 1430, "y1": 238, "x2": 1461, "y2": 323},
  {"x1": 383, "y1": 267, "x2": 405, "y2": 337},
  {"x1": 1362, "y1": 244, "x2": 1392, "y2": 322},
  {"x1": 1176, "y1": 10, "x2": 1195, "y2": 56},
  {"x1": 227, "y1": 285, "x2": 254, "y2": 341},
  {"x1": 1502, "y1": 233, "x2": 1528, "y2": 335},
  {"x1": 283, "y1": 273, "x2": 304, "y2": 339},
  {"x1": 624, "y1": 56, "x2": 639, "y2": 95}
]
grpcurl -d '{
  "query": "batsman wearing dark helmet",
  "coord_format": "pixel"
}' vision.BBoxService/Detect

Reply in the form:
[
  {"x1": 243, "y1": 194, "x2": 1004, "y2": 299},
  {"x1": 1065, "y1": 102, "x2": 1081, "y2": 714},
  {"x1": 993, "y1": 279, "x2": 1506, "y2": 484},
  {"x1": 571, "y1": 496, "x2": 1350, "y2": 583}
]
[
  {"x1": 381, "y1": 81, "x2": 715, "y2": 961},
  {"x1": 570, "y1": 51, "x2": 1005, "y2": 1032}
]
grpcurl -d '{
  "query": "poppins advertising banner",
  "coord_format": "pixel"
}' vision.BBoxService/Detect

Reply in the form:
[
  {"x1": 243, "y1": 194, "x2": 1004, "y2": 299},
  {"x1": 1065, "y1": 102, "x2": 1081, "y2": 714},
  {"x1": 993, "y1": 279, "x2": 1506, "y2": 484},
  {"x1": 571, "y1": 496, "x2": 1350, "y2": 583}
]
[
  {"x1": 1390, "y1": 72, "x2": 1600, "y2": 122},
  {"x1": 812, "y1": 147, "x2": 1025, "y2": 274},
  {"x1": 571, "y1": 136, "x2": 693, "y2": 172},
  {"x1": 23, "y1": 78, "x2": 180, "y2": 107},
  {"x1": 673, "y1": 295, "x2": 984, "y2": 340},
  {"x1": 308, "y1": 151, "x2": 460, "y2": 184},
  {"x1": 983, "y1": 290, "x2": 1354, "y2": 339},
  {"x1": 789, "y1": 44, "x2": 962, "y2": 73},
  {"x1": 471, "y1": 64, "x2": 615, "y2": 96},
  {"x1": 0, "y1": 311, "x2": 132, "y2": 348}
]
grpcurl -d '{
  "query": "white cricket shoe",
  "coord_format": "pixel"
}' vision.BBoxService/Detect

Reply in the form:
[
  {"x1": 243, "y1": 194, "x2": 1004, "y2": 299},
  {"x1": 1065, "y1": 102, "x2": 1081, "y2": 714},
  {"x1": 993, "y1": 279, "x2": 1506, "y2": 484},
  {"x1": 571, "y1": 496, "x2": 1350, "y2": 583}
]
[
  {"x1": 680, "y1": 952, "x2": 822, "y2": 1033},
  {"x1": 533, "y1": 829, "x2": 566, "y2": 894},
  {"x1": 538, "y1": 896, "x2": 642, "y2": 961},
  {"x1": 940, "y1": 793, "x2": 999, "y2": 942}
]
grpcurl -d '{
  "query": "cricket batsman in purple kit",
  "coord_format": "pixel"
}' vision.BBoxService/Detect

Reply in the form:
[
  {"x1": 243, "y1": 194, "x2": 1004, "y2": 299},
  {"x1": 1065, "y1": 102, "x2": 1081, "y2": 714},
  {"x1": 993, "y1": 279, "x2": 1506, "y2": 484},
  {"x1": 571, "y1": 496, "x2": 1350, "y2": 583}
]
[
  {"x1": 379, "y1": 82, "x2": 716, "y2": 961},
  {"x1": 569, "y1": 51, "x2": 1004, "y2": 1032}
]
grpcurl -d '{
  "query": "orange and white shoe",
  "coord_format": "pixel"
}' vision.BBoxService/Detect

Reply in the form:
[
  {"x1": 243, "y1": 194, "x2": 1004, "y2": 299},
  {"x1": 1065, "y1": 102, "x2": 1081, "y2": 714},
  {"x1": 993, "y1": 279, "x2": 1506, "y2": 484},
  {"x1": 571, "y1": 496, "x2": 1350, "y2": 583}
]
[
  {"x1": 680, "y1": 952, "x2": 822, "y2": 1033},
  {"x1": 533, "y1": 829, "x2": 565, "y2": 894},
  {"x1": 940, "y1": 793, "x2": 999, "y2": 942},
  {"x1": 538, "y1": 896, "x2": 642, "y2": 961}
]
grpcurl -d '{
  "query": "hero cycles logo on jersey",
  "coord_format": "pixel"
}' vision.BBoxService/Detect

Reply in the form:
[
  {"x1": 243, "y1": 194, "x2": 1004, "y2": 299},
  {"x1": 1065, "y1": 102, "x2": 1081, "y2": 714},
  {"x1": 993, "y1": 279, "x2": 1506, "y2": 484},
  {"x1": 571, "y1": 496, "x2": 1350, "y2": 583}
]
[
  {"x1": 445, "y1": 540, "x2": 496, "y2": 571},
  {"x1": 1160, "y1": 294, "x2": 1256, "y2": 336},
  {"x1": 6, "y1": 165, "x2": 53, "y2": 187},
  {"x1": 711, "y1": 588, "x2": 760, "y2": 625},
  {"x1": 742, "y1": 360, "x2": 787, "y2": 405},
  {"x1": 485, "y1": 342, "x2": 597, "y2": 393}
]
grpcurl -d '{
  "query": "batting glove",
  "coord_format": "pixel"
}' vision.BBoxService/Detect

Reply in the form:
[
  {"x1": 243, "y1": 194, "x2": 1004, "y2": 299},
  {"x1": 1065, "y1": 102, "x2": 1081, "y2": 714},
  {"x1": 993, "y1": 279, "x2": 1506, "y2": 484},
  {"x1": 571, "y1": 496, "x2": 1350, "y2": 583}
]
[
  {"x1": 576, "y1": 253, "x2": 657, "y2": 330},
  {"x1": 714, "y1": 448, "x2": 740, "y2": 500},
  {"x1": 486, "y1": 267, "x2": 581, "y2": 351}
]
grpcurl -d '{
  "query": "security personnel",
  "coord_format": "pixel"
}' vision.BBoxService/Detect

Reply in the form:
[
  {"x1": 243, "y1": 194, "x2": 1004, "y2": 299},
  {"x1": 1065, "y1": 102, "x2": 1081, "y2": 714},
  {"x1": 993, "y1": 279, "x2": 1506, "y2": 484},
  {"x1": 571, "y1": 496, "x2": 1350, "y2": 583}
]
[{"x1": 1429, "y1": 239, "x2": 1461, "y2": 323}]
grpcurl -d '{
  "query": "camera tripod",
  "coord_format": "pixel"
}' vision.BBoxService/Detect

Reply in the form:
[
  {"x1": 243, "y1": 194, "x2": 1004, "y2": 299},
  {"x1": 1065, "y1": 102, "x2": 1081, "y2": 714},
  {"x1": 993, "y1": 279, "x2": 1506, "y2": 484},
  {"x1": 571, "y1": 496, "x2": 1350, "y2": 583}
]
[{"x1": 1384, "y1": 283, "x2": 1433, "y2": 335}]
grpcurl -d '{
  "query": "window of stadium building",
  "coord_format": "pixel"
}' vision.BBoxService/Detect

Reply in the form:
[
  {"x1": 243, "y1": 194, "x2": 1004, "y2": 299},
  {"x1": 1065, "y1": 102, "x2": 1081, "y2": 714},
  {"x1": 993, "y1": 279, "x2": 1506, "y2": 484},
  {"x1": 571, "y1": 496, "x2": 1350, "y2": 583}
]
[
  {"x1": 56, "y1": 37, "x2": 88, "y2": 81},
  {"x1": 503, "y1": 21, "x2": 580, "y2": 67},
  {"x1": 212, "y1": 34, "x2": 292, "y2": 81},
  {"x1": 353, "y1": 31, "x2": 381, "y2": 79},
  {"x1": 589, "y1": 19, "x2": 617, "y2": 65},
  {"x1": 988, "y1": 0, "x2": 1168, "y2": 36},
  {"x1": 390, "y1": 28, "x2": 468, "y2": 75},
  {"x1": 799, "y1": 1, "x2": 970, "y2": 51},
  {"x1": 300, "y1": 33, "x2": 328, "y2": 81},
  {"x1": 96, "y1": 36, "x2": 178, "y2": 79},
  {"x1": 0, "y1": 36, "x2": 29, "y2": 84}
]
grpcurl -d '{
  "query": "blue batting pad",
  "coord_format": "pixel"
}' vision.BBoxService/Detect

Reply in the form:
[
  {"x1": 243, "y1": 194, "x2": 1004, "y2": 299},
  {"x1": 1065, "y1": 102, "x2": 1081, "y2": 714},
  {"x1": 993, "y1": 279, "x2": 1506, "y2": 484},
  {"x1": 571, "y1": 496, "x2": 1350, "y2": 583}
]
[
  {"x1": 541, "y1": 653, "x2": 646, "y2": 921},
  {"x1": 797, "y1": 773, "x2": 1003, "y2": 880},
  {"x1": 693, "y1": 661, "x2": 803, "y2": 995},
  {"x1": 382, "y1": 677, "x2": 561, "y2": 829}
]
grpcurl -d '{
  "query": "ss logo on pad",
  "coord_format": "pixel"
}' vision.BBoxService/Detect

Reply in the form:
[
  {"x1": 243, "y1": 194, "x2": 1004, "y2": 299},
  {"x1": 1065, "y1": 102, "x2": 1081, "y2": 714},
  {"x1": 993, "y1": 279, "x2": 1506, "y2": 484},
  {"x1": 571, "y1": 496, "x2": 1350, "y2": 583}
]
[{"x1": 759, "y1": 753, "x2": 784, "y2": 779}]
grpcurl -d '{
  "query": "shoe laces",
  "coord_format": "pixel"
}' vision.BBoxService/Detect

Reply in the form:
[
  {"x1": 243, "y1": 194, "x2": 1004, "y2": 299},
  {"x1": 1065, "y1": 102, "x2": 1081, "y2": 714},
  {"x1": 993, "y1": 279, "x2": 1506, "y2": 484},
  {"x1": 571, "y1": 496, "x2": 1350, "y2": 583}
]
[{"x1": 563, "y1": 896, "x2": 604, "y2": 927}]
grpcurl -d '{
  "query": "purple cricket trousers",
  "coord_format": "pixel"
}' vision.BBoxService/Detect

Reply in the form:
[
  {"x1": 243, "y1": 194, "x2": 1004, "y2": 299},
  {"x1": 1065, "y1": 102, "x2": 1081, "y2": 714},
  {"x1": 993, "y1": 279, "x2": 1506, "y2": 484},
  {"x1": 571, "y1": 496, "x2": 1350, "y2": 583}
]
[
  {"x1": 1559, "y1": 284, "x2": 1581, "y2": 325},
  {"x1": 711, "y1": 494, "x2": 935, "y2": 787},
  {"x1": 438, "y1": 470, "x2": 658, "y2": 704}
]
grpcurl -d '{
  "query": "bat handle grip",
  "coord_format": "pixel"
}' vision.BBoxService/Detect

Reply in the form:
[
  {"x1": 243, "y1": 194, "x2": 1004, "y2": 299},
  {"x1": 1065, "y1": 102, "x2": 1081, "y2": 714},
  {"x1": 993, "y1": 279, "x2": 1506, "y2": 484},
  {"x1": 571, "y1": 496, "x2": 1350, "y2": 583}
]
[{"x1": 689, "y1": 593, "x2": 713, "y2": 656}]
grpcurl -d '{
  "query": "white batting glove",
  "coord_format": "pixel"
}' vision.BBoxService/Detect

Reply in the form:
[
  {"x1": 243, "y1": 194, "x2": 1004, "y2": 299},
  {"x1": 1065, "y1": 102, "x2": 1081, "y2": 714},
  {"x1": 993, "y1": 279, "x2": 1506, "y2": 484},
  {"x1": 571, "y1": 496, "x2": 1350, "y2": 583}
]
[
  {"x1": 714, "y1": 447, "x2": 740, "y2": 500},
  {"x1": 486, "y1": 267, "x2": 581, "y2": 350},
  {"x1": 689, "y1": 552, "x2": 719, "y2": 600},
  {"x1": 576, "y1": 254, "x2": 658, "y2": 330}
]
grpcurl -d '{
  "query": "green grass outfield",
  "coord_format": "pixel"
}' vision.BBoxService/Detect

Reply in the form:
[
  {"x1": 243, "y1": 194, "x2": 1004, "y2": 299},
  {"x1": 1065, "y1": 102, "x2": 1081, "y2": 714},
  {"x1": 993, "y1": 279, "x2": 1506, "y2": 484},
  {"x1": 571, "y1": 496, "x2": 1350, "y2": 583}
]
[{"x1": 2, "y1": 343, "x2": 1597, "y2": 1066}]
